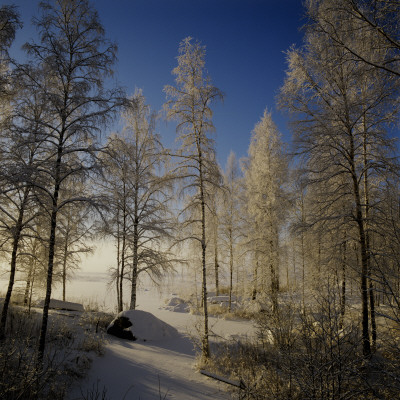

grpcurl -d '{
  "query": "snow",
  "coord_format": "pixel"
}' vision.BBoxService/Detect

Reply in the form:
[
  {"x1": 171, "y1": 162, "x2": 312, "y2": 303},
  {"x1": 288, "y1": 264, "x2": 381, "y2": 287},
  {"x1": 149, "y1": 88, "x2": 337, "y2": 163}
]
[
  {"x1": 68, "y1": 289, "x2": 255, "y2": 400},
  {"x1": 37, "y1": 298, "x2": 85, "y2": 312}
]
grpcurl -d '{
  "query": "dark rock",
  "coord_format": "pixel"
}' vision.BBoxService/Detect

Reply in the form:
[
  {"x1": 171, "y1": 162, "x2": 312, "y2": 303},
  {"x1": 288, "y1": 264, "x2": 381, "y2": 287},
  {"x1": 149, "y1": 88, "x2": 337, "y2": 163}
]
[{"x1": 107, "y1": 316, "x2": 137, "y2": 341}]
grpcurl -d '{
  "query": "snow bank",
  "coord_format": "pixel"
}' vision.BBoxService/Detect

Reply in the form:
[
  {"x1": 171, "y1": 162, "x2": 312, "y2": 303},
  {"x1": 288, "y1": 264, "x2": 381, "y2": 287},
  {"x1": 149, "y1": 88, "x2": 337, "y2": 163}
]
[
  {"x1": 37, "y1": 298, "x2": 84, "y2": 312},
  {"x1": 108, "y1": 310, "x2": 179, "y2": 341}
]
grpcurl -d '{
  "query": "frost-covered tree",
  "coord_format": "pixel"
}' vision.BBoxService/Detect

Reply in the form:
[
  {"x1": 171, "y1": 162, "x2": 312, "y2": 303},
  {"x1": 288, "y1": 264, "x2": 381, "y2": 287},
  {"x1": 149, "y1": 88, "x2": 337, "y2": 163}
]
[
  {"x1": 19, "y1": 0, "x2": 123, "y2": 360},
  {"x1": 279, "y1": 7, "x2": 399, "y2": 355},
  {"x1": 243, "y1": 109, "x2": 288, "y2": 310},
  {"x1": 204, "y1": 177, "x2": 224, "y2": 297},
  {"x1": 0, "y1": 4, "x2": 20, "y2": 107},
  {"x1": 306, "y1": 0, "x2": 400, "y2": 77},
  {"x1": 164, "y1": 37, "x2": 223, "y2": 359},
  {"x1": 56, "y1": 182, "x2": 93, "y2": 302},
  {"x1": 220, "y1": 151, "x2": 241, "y2": 310},
  {"x1": 0, "y1": 67, "x2": 47, "y2": 340},
  {"x1": 102, "y1": 91, "x2": 175, "y2": 311}
]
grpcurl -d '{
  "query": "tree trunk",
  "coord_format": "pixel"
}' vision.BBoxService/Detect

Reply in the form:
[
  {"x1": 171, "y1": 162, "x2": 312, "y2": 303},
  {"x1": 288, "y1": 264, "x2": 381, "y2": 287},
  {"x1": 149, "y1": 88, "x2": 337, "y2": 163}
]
[
  {"x1": 0, "y1": 186, "x2": 29, "y2": 340},
  {"x1": 38, "y1": 191, "x2": 60, "y2": 362},
  {"x1": 62, "y1": 228, "x2": 69, "y2": 302},
  {"x1": 228, "y1": 227, "x2": 233, "y2": 311},
  {"x1": 214, "y1": 228, "x2": 219, "y2": 296},
  {"x1": 116, "y1": 206, "x2": 121, "y2": 312},
  {"x1": 252, "y1": 253, "x2": 259, "y2": 300},
  {"x1": 130, "y1": 218, "x2": 139, "y2": 310},
  {"x1": 119, "y1": 193, "x2": 127, "y2": 313},
  {"x1": 340, "y1": 238, "x2": 346, "y2": 329},
  {"x1": 201, "y1": 196, "x2": 209, "y2": 359},
  {"x1": 199, "y1": 151, "x2": 209, "y2": 359},
  {"x1": 24, "y1": 268, "x2": 32, "y2": 307},
  {"x1": 349, "y1": 141, "x2": 371, "y2": 357},
  {"x1": 38, "y1": 139, "x2": 63, "y2": 362},
  {"x1": 130, "y1": 171, "x2": 139, "y2": 310},
  {"x1": 362, "y1": 115, "x2": 376, "y2": 352}
]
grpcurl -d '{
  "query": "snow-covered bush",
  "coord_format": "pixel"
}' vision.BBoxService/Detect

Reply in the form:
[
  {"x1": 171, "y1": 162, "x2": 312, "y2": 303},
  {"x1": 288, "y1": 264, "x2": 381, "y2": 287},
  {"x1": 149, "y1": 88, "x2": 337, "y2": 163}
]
[
  {"x1": 206, "y1": 294, "x2": 400, "y2": 399},
  {"x1": 0, "y1": 305, "x2": 111, "y2": 399}
]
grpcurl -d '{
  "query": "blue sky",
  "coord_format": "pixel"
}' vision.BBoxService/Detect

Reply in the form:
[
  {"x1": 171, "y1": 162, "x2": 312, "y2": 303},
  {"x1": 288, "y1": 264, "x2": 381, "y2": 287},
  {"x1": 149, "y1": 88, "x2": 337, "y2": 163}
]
[{"x1": 9, "y1": 0, "x2": 306, "y2": 166}]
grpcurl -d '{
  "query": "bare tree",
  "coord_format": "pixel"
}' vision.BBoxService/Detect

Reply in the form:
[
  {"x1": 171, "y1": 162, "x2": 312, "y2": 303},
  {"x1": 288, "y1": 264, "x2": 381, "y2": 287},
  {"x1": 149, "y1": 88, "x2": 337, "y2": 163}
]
[
  {"x1": 164, "y1": 37, "x2": 223, "y2": 359},
  {"x1": 102, "y1": 91, "x2": 175, "y2": 311},
  {"x1": 56, "y1": 184, "x2": 93, "y2": 302},
  {"x1": 18, "y1": 0, "x2": 123, "y2": 361},
  {"x1": 0, "y1": 66, "x2": 48, "y2": 339}
]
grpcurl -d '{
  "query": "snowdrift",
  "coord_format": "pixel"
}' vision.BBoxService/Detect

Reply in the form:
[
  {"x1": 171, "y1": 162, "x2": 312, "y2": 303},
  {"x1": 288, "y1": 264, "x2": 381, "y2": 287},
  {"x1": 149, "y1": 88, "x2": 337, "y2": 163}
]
[
  {"x1": 36, "y1": 298, "x2": 84, "y2": 312},
  {"x1": 107, "y1": 309, "x2": 179, "y2": 341}
]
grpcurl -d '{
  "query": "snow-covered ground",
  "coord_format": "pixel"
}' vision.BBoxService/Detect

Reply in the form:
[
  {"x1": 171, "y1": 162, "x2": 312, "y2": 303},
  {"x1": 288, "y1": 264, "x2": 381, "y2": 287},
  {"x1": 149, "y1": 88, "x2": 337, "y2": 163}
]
[{"x1": 68, "y1": 288, "x2": 255, "y2": 400}]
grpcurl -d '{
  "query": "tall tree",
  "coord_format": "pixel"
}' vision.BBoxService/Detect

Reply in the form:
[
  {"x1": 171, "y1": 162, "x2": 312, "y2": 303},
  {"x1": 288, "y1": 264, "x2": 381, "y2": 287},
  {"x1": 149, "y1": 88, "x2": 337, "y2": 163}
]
[
  {"x1": 164, "y1": 37, "x2": 223, "y2": 359},
  {"x1": 0, "y1": 66, "x2": 47, "y2": 340},
  {"x1": 20, "y1": 0, "x2": 123, "y2": 361},
  {"x1": 243, "y1": 109, "x2": 288, "y2": 311},
  {"x1": 102, "y1": 91, "x2": 175, "y2": 311},
  {"x1": 56, "y1": 185, "x2": 93, "y2": 302},
  {"x1": 279, "y1": 8, "x2": 399, "y2": 355},
  {"x1": 221, "y1": 151, "x2": 241, "y2": 310}
]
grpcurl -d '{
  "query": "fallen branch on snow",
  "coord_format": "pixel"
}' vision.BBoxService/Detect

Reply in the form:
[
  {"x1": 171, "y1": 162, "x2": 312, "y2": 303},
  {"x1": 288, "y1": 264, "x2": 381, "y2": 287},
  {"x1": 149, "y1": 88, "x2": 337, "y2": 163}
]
[{"x1": 200, "y1": 370, "x2": 245, "y2": 389}]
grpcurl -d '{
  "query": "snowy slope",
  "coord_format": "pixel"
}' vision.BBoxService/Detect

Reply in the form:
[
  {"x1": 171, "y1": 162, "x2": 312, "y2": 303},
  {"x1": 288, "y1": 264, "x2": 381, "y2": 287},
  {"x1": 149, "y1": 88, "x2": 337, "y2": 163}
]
[{"x1": 68, "y1": 289, "x2": 255, "y2": 400}]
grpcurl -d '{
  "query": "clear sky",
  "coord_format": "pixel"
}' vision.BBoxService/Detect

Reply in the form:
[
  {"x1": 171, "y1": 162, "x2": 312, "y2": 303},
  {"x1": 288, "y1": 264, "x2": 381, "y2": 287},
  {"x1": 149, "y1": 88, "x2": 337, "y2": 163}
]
[{"x1": 9, "y1": 0, "x2": 306, "y2": 166}]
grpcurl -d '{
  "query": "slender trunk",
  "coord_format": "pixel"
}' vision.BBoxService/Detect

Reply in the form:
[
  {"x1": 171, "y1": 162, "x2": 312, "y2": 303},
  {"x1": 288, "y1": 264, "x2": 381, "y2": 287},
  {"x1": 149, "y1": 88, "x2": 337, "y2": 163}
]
[
  {"x1": 38, "y1": 132, "x2": 64, "y2": 362},
  {"x1": 0, "y1": 186, "x2": 30, "y2": 340},
  {"x1": 362, "y1": 114, "x2": 376, "y2": 351},
  {"x1": 286, "y1": 247, "x2": 290, "y2": 292},
  {"x1": 340, "y1": 238, "x2": 346, "y2": 329},
  {"x1": 198, "y1": 148, "x2": 209, "y2": 359},
  {"x1": 130, "y1": 263, "x2": 138, "y2": 310},
  {"x1": 214, "y1": 223, "x2": 219, "y2": 296},
  {"x1": 270, "y1": 237, "x2": 278, "y2": 312},
  {"x1": 292, "y1": 239, "x2": 296, "y2": 288},
  {"x1": 130, "y1": 157, "x2": 140, "y2": 311},
  {"x1": 299, "y1": 189, "x2": 306, "y2": 312},
  {"x1": 24, "y1": 268, "x2": 32, "y2": 307},
  {"x1": 228, "y1": 226, "x2": 233, "y2": 312},
  {"x1": 62, "y1": 228, "x2": 69, "y2": 302},
  {"x1": 119, "y1": 188, "x2": 127, "y2": 313},
  {"x1": 116, "y1": 210, "x2": 121, "y2": 313},
  {"x1": 28, "y1": 267, "x2": 35, "y2": 313},
  {"x1": 119, "y1": 230, "x2": 125, "y2": 313},
  {"x1": 130, "y1": 204, "x2": 139, "y2": 310},
  {"x1": 252, "y1": 252, "x2": 259, "y2": 300},
  {"x1": 38, "y1": 184, "x2": 61, "y2": 361},
  {"x1": 201, "y1": 193, "x2": 209, "y2": 359},
  {"x1": 349, "y1": 136, "x2": 371, "y2": 357}
]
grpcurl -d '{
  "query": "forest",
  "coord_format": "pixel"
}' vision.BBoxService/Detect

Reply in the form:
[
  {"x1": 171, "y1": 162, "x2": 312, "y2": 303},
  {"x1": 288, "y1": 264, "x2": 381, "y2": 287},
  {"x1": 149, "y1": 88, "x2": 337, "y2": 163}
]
[{"x1": 0, "y1": 0, "x2": 400, "y2": 399}]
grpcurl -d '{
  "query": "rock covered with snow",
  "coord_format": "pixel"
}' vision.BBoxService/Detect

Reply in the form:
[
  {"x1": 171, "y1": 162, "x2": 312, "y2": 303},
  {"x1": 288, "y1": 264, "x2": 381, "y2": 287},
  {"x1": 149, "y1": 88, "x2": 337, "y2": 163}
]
[
  {"x1": 164, "y1": 297, "x2": 190, "y2": 313},
  {"x1": 107, "y1": 315, "x2": 136, "y2": 340},
  {"x1": 107, "y1": 310, "x2": 178, "y2": 341},
  {"x1": 207, "y1": 295, "x2": 238, "y2": 309}
]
